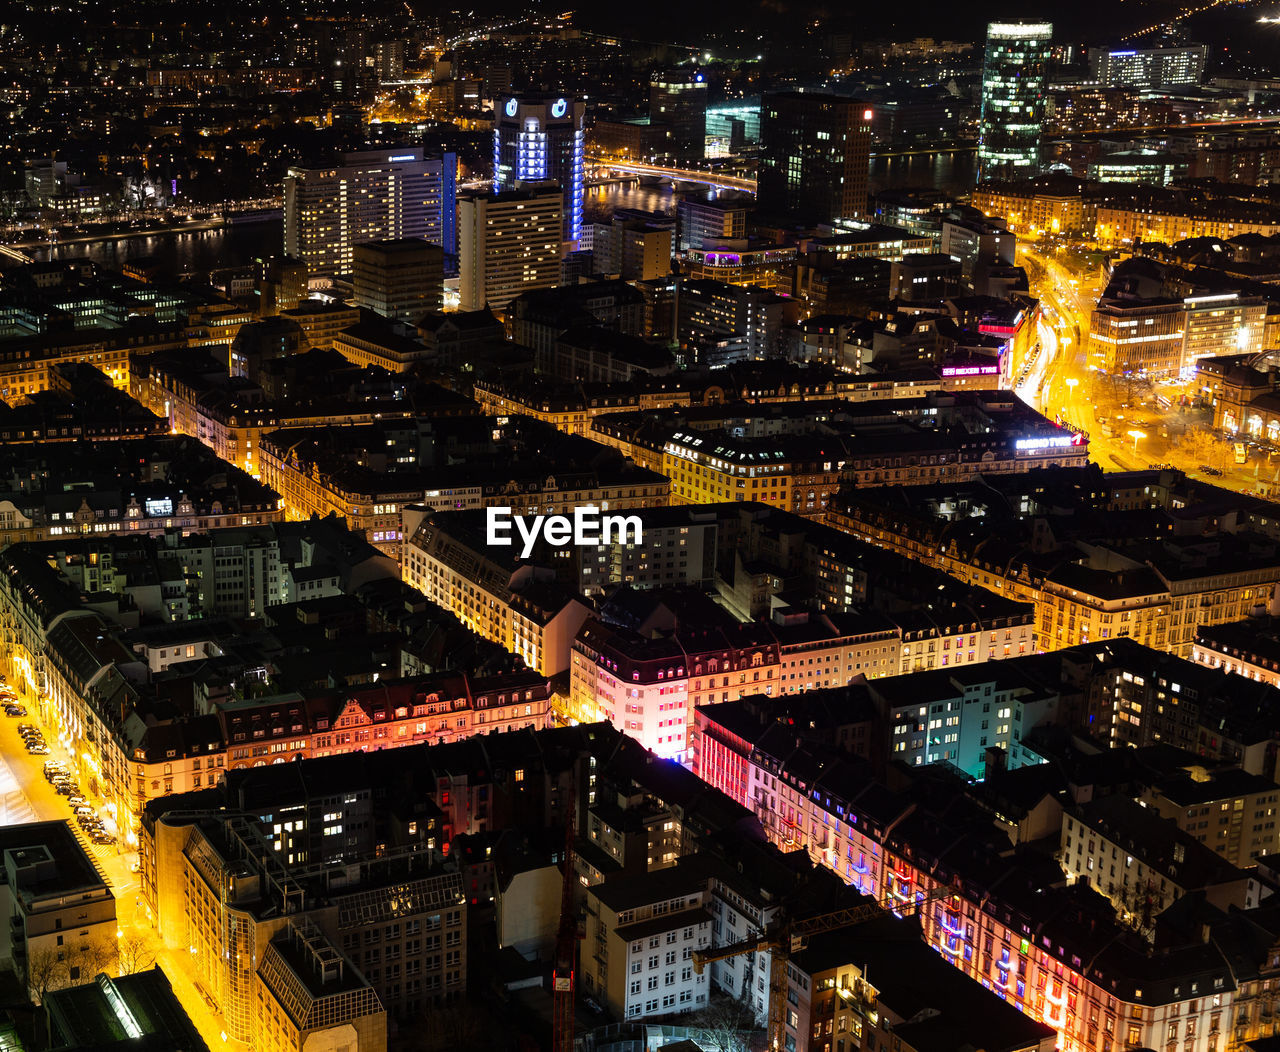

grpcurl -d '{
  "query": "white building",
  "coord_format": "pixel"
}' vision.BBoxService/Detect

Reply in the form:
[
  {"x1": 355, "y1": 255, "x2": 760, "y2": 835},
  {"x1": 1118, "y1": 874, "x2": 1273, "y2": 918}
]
[
  {"x1": 457, "y1": 185, "x2": 564, "y2": 313},
  {"x1": 582, "y1": 863, "x2": 712, "y2": 1020},
  {"x1": 284, "y1": 148, "x2": 452, "y2": 279},
  {"x1": 0, "y1": 822, "x2": 118, "y2": 1001}
]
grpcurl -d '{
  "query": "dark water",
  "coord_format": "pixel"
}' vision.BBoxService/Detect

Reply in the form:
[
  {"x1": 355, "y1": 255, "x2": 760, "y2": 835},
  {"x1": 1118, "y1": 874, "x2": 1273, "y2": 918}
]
[
  {"x1": 27, "y1": 151, "x2": 977, "y2": 277},
  {"x1": 869, "y1": 149, "x2": 976, "y2": 196},
  {"x1": 28, "y1": 222, "x2": 282, "y2": 280}
]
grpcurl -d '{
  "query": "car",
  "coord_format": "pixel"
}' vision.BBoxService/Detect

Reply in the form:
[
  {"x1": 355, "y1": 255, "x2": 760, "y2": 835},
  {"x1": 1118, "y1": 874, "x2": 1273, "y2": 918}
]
[
  {"x1": 72, "y1": 805, "x2": 94, "y2": 818},
  {"x1": 66, "y1": 794, "x2": 87, "y2": 808},
  {"x1": 21, "y1": 728, "x2": 43, "y2": 740},
  {"x1": 77, "y1": 814, "x2": 99, "y2": 828},
  {"x1": 4, "y1": 705, "x2": 26, "y2": 717},
  {"x1": 16, "y1": 723, "x2": 34, "y2": 735},
  {"x1": 1200, "y1": 464, "x2": 1224, "y2": 476},
  {"x1": 90, "y1": 833, "x2": 115, "y2": 846},
  {"x1": 55, "y1": 782, "x2": 77, "y2": 796},
  {"x1": 26, "y1": 744, "x2": 49, "y2": 755},
  {"x1": 43, "y1": 761, "x2": 65, "y2": 776}
]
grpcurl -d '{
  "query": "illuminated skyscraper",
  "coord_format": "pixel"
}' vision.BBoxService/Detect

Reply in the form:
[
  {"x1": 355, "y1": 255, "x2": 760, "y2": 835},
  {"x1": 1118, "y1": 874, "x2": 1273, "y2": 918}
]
[
  {"x1": 978, "y1": 22, "x2": 1053, "y2": 182},
  {"x1": 1090, "y1": 44, "x2": 1207, "y2": 89},
  {"x1": 458, "y1": 185, "x2": 564, "y2": 313},
  {"x1": 492, "y1": 94, "x2": 585, "y2": 243},
  {"x1": 283, "y1": 148, "x2": 456, "y2": 279}
]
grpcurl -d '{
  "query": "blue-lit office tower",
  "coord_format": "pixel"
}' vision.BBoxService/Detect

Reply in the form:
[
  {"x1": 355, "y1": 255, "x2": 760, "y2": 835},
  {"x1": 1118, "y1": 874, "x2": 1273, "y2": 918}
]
[
  {"x1": 493, "y1": 95, "x2": 585, "y2": 243},
  {"x1": 977, "y1": 22, "x2": 1053, "y2": 182}
]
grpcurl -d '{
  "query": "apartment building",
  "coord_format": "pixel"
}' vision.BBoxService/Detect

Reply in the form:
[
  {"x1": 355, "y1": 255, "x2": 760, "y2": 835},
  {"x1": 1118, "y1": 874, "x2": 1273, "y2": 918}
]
[
  {"x1": 0, "y1": 822, "x2": 118, "y2": 1002},
  {"x1": 581, "y1": 862, "x2": 713, "y2": 1021},
  {"x1": 1060, "y1": 796, "x2": 1250, "y2": 926},
  {"x1": 830, "y1": 469, "x2": 1280, "y2": 658},
  {"x1": 1140, "y1": 766, "x2": 1280, "y2": 867},
  {"x1": 695, "y1": 709, "x2": 1280, "y2": 1052},
  {"x1": 785, "y1": 916, "x2": 1057, "y2": 1052},
  {"x1": 873, "y1": 663, "x2": 1059, "y2": 777}
]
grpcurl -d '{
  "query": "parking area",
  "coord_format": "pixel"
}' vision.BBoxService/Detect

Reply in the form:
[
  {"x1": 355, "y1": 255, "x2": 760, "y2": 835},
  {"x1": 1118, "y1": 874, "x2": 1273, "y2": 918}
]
[{"x1": 0, "y1": 675, "x2": 119, "y2": 862}]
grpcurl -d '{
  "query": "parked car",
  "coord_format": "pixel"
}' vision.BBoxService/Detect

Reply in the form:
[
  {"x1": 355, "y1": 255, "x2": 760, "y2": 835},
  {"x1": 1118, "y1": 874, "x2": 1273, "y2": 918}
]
[
  {"x1": 54, "y1": 782, "x2": 77, "y2": 796},
  {"x1": 16, "y1": 723, "x2": 34, "y2": 735},
  {"x1": 66, "y1": 794, "x2": 87, "y2": 808},
  {"x1": 4, "y1": 705, "x2": 27, "y2": 717},
  {"x1": 26, "y1": 743, "x2": 49, "y2": 754},
  {"x1": 90, "y1": 832, "x2": 116, "y2": 845},
  {"x1": 72, "y1": 805, "x2": 94, "y2": 818},
  {"x1": 43, "y1": 761, "x2": 65, "y2": 778}
]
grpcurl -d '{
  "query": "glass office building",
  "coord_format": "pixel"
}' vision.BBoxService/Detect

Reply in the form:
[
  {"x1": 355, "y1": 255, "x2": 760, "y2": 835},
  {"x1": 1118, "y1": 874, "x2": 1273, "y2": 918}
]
[{"x1": 978, "y1": 22, "x2": 1052, "y2": 182}]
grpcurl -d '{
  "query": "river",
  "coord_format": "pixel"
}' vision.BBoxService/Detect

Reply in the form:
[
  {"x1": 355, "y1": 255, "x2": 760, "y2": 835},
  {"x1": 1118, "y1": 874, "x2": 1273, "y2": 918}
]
[{"x1": 26, "y1": 150, "x2": 977, "y2": 279}]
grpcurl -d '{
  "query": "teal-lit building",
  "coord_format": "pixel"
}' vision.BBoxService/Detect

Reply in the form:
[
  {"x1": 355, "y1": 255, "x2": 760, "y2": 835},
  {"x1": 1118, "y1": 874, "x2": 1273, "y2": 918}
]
[{"x1": 978, "y1": 22, "x2": 1053, "y2": 182}]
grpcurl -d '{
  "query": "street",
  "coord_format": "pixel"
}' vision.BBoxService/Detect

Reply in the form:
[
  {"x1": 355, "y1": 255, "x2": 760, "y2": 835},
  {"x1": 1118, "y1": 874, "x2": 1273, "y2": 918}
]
[
  {"x1": 1018, "y1": 244, "x2": 1277, "y2": 490},
  {"x1": 0, "y1": 681, "x2": 233, "y2": 1050}
]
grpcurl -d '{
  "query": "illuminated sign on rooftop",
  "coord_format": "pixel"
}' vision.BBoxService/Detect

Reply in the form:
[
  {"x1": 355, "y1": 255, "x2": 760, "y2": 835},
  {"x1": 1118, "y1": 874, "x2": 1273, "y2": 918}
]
[{"x1": 1016, "y1": 434, "x2": 1085, "y2": 452}]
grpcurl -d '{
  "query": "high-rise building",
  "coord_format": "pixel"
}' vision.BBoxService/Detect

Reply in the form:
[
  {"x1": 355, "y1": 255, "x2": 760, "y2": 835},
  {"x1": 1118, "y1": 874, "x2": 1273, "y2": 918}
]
[
  {"x1": 1090, "y1": 44, "x2": 1207, "y2": 89},
  {"x1": 649, "y1": 70, "x2": 708, "y2": 159},
  {"x1": 492, "y1": 94, "x2": 585, "y2": 242},
  {"x1": 283, "y1": 148, "x2": 457, "y2": 279},
  {"x1": 978, "y1": 22, "x2": 1053, "y2": 182},
  {"x1": 457, "y1": 184, "x2": 564, "y2": 313},
  {"x1": 758, "y1": 92, "x2": 873, "y2": 225},
  {"x1": 352, "y1": 238, "x2": 443, "y2": 323},
  {"x1": 677, "y1": 192, "x2": 753, "y2": 251}
]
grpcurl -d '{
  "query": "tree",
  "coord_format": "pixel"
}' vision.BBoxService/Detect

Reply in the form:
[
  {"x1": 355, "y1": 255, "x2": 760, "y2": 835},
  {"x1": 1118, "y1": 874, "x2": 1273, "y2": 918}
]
[
  {"x1": 24, "y1": 945, "x2": 68, "y2": 1004},
  {"x1": 116, "y1": 930, "x2": 156, "y2": 976},
  {"x1": 689, "y1": 992, "x2": 762, "y2": 1052},
  {"x1": 1177, "y1": 426, "x2": 1222, "y2": 469}
]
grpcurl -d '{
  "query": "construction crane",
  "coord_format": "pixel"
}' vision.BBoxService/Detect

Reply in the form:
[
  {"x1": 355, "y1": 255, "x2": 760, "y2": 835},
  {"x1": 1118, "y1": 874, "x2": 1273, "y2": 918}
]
[
  {"x1": 693, "y1": 883, "x2": 957, "y2": 1052},
  {"x1": 551, "y1": 782, "x2": 581, "y2": 1052}
]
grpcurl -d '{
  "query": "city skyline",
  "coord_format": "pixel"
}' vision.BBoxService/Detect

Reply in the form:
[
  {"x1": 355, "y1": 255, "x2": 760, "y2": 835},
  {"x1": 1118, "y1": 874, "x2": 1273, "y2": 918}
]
[{"x1": 5, "y1": 5, "x2": 1280, "y2": 1052}]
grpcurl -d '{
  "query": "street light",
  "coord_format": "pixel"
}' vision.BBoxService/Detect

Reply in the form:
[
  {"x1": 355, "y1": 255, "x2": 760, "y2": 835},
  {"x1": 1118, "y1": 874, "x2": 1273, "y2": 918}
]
[{"x1": 1127, "y1": 429, "x2": 1146, "y2": 454}]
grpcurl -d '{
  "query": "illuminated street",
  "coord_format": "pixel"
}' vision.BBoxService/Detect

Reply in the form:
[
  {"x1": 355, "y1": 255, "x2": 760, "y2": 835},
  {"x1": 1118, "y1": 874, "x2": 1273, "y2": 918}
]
[
  {"x1": 0, "y1": 674, "x2": 232, "y2": 1051},
  {"x1": 1018, "y1": 243, "x2": 1278, "y2": 489}
]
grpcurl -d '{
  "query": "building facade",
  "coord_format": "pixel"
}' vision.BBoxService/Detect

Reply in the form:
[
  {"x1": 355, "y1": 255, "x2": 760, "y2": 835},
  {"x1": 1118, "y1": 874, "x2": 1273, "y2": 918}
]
[
  {"x1": 457, "y1": 186, "x2": 564, "y2": 313},
  {"x1": 492, "y1": 95, "x2": 585, "y2": 242},
  {"x1": 978, "y1": 23, "x2": 1053, "y2": 181},
  {"x1": 758, "y1": 93, "x2": 873, "y2": 224},
  {"x1": 283, "y1": 149, "x2": 456, "y2": 279}
]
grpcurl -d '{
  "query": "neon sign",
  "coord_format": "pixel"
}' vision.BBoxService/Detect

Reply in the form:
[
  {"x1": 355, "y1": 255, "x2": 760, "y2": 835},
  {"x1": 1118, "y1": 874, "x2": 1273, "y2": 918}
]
[
  {"x1": 505, "y1": 98, "x2": 519, "y2": 117},
  {"x1": 551, "y1": 98, "x2": 568, "y2": 118},
  {"x1": 941, "y1": 364, "x2": 999, "y2": 377},
  {"x1": 1015, "y1": 434, "x2": 1085, "y2": 451}
]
